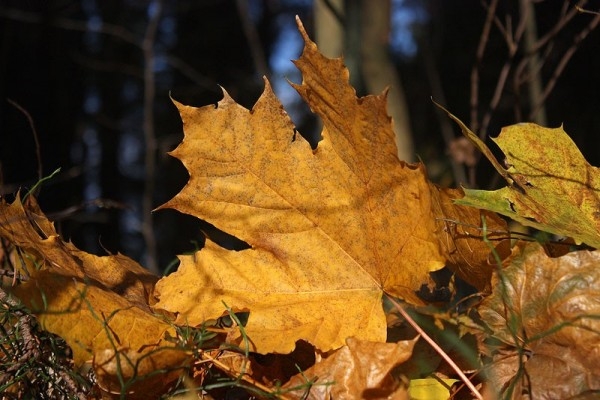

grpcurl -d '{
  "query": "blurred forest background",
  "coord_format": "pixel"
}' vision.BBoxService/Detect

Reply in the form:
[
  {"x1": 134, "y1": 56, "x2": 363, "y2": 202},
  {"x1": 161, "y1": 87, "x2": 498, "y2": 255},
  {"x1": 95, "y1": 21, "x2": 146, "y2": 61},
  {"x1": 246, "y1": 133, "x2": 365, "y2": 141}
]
[{"x1": 1, "y1": 0, "x2": 599, "y2": 274}]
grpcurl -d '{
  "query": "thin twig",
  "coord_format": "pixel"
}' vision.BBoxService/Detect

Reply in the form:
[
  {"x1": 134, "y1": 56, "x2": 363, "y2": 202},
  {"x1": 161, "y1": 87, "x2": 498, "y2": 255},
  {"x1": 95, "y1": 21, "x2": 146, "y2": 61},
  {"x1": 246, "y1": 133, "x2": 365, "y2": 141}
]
[
  {"x1": 530, "y1": 11, "x2": 600, "y2": 119},
  {"x1": 469, "y1": 0, "x2": 499, "y2": 187},
  {"x1": 166, "y1": 54, "x2": 220, "y2": 91},
  {"x1": 470, "y1": 0, "x2": 498, "y2": 134},
  {"x1": 479, "y1": 3, "x2": 529, "y2": 141},
  {"x1": 141, "y1": 0, "x2": 162, "y2": 274},
  {"x1": 534, "y1": 1, "x2": 587, "y2": 51},
  {"x1": 235, "y1": 0, "x2": 269, "y2": 78},
  {"x1": 386, "y1": 294, "x2": 483, "y2": 400},
  {"x1": 576, "y1": 5, "x2": 600, "y2": 16},
  {"x1": 0, "y1": 7, "x2": 138, "y2": 46},
  {"x1": 0, "y1": 7, "x2": 216, "y2": 107},
  {"x1": 424, "y1": 42, "x2": 468, "y2": 186},
  {"x1": 6, "y1": 99, "x2": 42, "y2": 183}
]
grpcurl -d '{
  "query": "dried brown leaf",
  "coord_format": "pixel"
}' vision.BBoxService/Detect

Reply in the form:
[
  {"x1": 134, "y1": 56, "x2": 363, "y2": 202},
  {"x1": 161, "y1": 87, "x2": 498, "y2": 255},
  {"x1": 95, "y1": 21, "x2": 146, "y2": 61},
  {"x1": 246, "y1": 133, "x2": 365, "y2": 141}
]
[
  {"x1": 480, "y1": 243, "x2": 600, "y2": 399},
  {"x1": 283, "y1": 336, "x2": 417, "y2": 400}
]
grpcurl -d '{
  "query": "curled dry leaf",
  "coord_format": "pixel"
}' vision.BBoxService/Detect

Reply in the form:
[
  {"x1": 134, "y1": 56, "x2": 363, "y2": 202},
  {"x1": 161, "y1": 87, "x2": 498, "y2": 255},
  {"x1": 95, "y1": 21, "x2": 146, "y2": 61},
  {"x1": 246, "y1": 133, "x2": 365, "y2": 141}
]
[
  {"x1": 479, "y1": 243, "x2": 600, "y2": 399},
  {"x1": 153, "y1": 17, "x2": 507, "y2": 354},
  {"x1": 0, "y1": 195, "x2": 189, "y2": 396},
  {"x1": 283, "y1": 336, "x2": 418, "y2": 400},
  {"x1": 431, "y1": 186, "x2": 507, "y2": 292},
  {"x1": 0, "y1": 195, "x2": 156, "y2": 308}
]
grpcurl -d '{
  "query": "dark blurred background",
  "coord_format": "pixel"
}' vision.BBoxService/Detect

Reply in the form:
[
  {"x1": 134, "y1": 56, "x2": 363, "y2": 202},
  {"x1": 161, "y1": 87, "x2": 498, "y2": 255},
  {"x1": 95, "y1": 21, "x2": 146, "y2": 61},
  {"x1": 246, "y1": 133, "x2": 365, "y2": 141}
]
[{"x1": 1, "y1": 0, "x2": 599, "y2": 273}]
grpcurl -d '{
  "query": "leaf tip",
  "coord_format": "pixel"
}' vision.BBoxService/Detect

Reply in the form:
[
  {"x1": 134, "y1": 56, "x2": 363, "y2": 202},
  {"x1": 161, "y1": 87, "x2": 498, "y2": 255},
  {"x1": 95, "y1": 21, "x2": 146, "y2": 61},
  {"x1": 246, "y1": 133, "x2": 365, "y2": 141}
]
[
  {"x1": 295, "y1": 15, "x2": 318, "y2": 53},
  {"x1": 218, "y1": 85, "x2": 234, "y2": 104},
  {"x1": 295, "y1": 15, "x2": 307, "y2": 39},
  {"x1": 169, "y1": 93, "x2": 184, "y2": 110}
]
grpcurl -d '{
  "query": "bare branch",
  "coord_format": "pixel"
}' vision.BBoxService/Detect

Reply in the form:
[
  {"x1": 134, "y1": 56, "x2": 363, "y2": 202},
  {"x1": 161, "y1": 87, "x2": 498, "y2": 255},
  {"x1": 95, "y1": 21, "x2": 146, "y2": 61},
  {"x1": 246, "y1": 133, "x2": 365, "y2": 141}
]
[
  {"x1": 236, "y1": 0, "x2": 270, "y2": 78},
  {"x1": 478, "y1": 1, "x2": 529, "y2": 140},
  {"x1": 470, "y1": 0, "x2": 499, "y2": 133},
  {"x1": 141, "y1": 0, "x2": 162, "y2": 274},
  {"x1": 6, "y1": 99, "x2": 42, "y2": 183},
  {"x1": 534, "y1": 0, "x2": 587, "y2": 51},
  {"x1": 530, "y1": 12, "x2": 600, "y2": 119}
]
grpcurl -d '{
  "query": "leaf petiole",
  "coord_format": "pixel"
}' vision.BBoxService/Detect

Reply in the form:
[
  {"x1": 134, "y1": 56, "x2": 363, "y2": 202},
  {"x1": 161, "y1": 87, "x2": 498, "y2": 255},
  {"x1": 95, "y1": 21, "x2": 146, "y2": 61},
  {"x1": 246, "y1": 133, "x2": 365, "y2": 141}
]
[{"x1": 385, "y1": 294, "x2": 483, "y2": 400}]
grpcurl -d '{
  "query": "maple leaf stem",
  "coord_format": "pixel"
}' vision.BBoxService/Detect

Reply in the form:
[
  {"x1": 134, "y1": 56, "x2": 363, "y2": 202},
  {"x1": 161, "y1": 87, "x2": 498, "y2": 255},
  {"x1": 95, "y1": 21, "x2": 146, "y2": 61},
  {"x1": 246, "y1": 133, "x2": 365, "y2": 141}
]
[
  {"x1": 433, "y1": 100, "x2": 516, "y2": 190},
  {"x1": 385, "y1": 294, "x2": 483, "y2": 400}
]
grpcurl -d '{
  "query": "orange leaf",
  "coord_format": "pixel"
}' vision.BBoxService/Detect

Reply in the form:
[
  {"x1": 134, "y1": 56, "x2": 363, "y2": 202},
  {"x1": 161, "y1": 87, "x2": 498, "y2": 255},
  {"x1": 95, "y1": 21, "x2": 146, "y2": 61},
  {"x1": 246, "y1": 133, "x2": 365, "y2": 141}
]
[
  {"x1": 283, "y1": 337, "x2": 417, "y2": 400},
  {"x1": 431, "y1": 186, "x2": 507, "y2": 291},
  {"x1": 153, "y1": 18, "x2": 506, "y2": 354}
]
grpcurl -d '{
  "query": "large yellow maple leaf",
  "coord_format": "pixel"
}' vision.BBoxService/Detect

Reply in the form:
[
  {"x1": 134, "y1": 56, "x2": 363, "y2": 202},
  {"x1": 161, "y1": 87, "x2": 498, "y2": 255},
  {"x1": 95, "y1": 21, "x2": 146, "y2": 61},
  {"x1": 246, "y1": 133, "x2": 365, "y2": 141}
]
[{"x1": 153, "y1": 18, "x2": 506, "y2": 354}]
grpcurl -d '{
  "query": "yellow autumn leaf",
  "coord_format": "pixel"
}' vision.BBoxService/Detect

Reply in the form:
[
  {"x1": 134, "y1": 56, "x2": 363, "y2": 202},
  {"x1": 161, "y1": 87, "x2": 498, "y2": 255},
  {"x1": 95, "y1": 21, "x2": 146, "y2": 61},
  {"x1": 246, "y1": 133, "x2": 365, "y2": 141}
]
[
  {"x1": 441, "y1": 110, "x2": 600, "y2": 248},
  {"x1": 0, "y1": 195, "x2": 189, "y2": 398},
  {"x1": 153, "y1": 18, "x2": 507, "y2": 354},
  {"x1": 0, "y1": 195, "x2": 155, "y2": 308}
]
